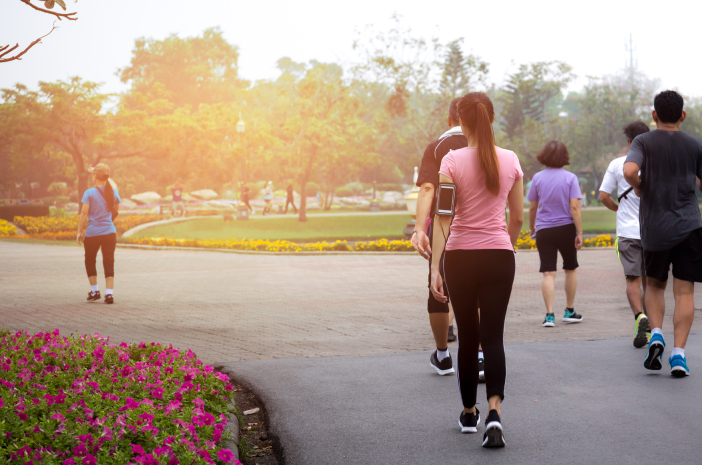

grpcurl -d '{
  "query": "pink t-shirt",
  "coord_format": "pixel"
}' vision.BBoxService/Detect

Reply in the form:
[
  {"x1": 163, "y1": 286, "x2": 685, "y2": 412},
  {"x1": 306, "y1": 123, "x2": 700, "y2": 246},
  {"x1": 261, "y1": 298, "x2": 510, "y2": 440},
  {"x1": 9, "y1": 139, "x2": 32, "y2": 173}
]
[{"x1": 439, "y1": 146, "x2": 523, "y2": 251}]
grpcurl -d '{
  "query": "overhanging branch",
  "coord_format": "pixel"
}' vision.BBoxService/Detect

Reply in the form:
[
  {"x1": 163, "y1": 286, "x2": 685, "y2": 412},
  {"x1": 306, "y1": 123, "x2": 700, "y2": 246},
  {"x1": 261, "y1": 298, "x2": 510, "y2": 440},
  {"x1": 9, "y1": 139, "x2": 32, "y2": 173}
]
[
  {"x1": 20, "y1": 0, "x2": 78, "y2": 21},
  {"x1": 0, "y1": 24, "x2": 57, "y2": 63}
]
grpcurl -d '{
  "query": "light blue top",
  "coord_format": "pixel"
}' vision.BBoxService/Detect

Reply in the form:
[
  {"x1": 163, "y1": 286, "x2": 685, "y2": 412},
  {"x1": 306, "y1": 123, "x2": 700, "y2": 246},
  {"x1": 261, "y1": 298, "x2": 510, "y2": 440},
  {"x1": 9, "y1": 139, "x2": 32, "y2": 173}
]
[{"x1": 81, "y1": 186, "x2": 122, "y2": 237}]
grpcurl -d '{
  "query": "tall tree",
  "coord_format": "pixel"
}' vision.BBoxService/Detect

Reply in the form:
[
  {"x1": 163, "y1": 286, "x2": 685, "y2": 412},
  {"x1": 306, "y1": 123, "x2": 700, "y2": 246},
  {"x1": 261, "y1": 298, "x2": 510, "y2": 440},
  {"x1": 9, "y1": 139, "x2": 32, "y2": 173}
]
[{"x1": 118, "y1": 28, "x2": 246, "y2": 110}]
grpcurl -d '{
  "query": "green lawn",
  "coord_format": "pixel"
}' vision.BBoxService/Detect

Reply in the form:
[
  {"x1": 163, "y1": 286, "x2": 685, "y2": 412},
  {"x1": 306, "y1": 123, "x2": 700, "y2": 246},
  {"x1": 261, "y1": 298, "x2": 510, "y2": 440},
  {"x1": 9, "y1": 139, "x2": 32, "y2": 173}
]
[
  {"x1": 507, "y1": 208, "x2": 616, "y2": 233},
  {"x1": 131, "y1": 214, "x2": 411, "y2": 242},
  {"x1": 0, "y1": 237, "x2": 81, "y2": 247},
  {"x1": 132, "y1": 209, "x2": 617, "y2": 242}
]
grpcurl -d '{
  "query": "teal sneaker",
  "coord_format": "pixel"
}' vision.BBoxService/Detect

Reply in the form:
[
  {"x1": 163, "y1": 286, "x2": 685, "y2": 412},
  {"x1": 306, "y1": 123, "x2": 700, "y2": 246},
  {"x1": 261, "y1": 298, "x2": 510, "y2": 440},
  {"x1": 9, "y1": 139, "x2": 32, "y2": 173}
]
[
  {"x1": 669, "y1": 354, "x2": 690, "y2": 377},
  {"x1": 542, "y1": 313, "x2": 555, "y2": 327},
  {"x1": 563, "y1": 308, "x2": 583, "y2": 323},
  {"x1": 644, "y1": 333, "x2": 665, "y2": 370}
]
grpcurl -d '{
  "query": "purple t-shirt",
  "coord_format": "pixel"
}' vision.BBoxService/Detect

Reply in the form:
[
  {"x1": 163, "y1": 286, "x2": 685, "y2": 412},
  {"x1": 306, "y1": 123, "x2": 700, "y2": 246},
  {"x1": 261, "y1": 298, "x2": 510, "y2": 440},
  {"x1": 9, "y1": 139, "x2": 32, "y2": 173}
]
[{"x1": 527, "y1": 168, "x2": 582, "y2": 231}]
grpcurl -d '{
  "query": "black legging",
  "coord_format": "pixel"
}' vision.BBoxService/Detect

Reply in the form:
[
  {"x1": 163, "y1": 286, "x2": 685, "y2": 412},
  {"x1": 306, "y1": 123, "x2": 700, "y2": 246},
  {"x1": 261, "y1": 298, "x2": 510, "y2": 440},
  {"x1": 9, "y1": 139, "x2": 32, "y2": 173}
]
[
  {"x1": 84, "y1": 233, "x2": 116, "y2": 277},
  {"x1": 444, "y1": 249, "x2": 515, "y2": 408}
]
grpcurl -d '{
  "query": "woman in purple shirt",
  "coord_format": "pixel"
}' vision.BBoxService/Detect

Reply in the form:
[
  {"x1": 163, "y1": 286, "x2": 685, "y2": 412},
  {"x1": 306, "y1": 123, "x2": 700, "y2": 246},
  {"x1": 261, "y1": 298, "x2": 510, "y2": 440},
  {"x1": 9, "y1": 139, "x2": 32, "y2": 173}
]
[{"x1": 527, "y1": 141, "x2": 583, "y2": 327}]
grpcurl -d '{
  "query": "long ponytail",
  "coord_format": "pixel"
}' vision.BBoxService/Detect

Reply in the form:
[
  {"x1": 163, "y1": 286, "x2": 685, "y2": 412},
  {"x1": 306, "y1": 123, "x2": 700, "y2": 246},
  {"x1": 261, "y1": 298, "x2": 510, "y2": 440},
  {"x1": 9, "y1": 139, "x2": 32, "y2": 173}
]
[
  {"x1": 457, "y1": 92, "x2": 500, "y2": 196},
  {"x1": 99, "y1": 174, "x2": 115, "y2": 212}
]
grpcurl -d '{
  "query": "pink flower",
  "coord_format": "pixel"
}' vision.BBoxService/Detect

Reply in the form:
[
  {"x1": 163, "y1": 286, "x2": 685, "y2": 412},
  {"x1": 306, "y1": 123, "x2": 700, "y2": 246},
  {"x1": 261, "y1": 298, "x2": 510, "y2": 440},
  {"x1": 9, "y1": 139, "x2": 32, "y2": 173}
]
[
  {"x1": 0, "y1": 398, "x2": 3, "y2": 408},
  {"x1": 83, "y1": 454, "x2": 97, "y2": 465},
  {"x1": 51, "y1": 412, "x2": 66, "y2": 422},
  {"x1": 62, "y1": 460, "x2": 75, "y2": 465},
  {"x1": 151, "y1": 387, "x2": 165, "y2": 399},
  {"x1": 217, "y1": 449, "x2": 236, "y2": 463},
  {"x1": 130, "y1": 444, "x2": 145, "y2": 455},
  {"x1": 72, "y1": 443, "x2": 87, "y2": 457},
  {"x1": 17, "y1": 411, "x2": 28, "y2": 421},
  {"x1": 119, "y1": 398, "x2": 140, "y2": 411}
]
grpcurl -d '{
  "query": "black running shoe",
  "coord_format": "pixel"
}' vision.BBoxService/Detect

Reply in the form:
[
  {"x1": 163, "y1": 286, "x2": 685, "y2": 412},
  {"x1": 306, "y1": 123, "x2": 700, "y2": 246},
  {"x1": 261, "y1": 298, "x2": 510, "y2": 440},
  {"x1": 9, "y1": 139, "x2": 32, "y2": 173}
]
[
  {"x1": 459, "y1": 408, "x2": 480, "y2": 433},
  {"x1": 633, "y1": 314, "x2": 649, "y2": 349},
  {"x1": 482, "y1": 409, "x2": 505, "y2": 448},
  {"x1": 104, "y1": 294, "x2": 114, "y2": 304},
  {"x1": 87, "y1": 291, "x2": 101, "y2": 302},
  {"x1": 430, "y1": 350, "x2": 455, "y2": 376},
  {"x1": 447, "y1": 325, "x2": 457, "y2": 343},
  {"x1": 478, "y1": 357, "x2": 485, "y2": 383}
]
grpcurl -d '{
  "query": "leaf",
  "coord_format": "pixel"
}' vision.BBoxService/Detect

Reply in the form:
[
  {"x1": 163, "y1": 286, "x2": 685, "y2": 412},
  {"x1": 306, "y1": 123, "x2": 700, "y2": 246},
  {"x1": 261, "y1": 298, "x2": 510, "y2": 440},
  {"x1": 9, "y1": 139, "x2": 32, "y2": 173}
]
[
  {"x1": 44, "y1": 0, "x2": 55, "y2": 9},
  {"x1": 55, "y1": 0, "x2": 66, "y2": 10}
]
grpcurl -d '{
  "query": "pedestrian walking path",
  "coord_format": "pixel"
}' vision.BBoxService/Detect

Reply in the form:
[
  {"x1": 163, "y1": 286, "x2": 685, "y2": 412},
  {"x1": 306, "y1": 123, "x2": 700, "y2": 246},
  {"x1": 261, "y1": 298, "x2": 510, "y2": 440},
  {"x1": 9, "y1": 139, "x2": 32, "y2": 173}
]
[
  {"x1": 1, "y1": 241, "x2": 699, "y2": 362},
  {"x1": 221, "y1": 335, "x2": 702, "y2": 465}
]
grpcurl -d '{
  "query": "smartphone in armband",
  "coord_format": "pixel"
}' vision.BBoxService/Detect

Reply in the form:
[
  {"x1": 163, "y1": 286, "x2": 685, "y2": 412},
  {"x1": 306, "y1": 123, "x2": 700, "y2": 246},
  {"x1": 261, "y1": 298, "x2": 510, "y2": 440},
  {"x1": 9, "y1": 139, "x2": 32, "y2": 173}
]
[{"x1": 436, "y1": 183, "x2": 456, "y2": 217}]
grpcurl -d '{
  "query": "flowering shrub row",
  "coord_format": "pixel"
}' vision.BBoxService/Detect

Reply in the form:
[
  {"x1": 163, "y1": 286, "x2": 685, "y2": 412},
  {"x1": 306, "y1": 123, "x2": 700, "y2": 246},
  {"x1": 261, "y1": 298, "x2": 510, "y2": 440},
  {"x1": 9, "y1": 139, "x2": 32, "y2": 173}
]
[
  {"x1": 0, "y1": 329, "x2": 240, "y2": 465},
  {"x1": 0, "y1": 219, "x2": 18, "y2": 237},
  {"x1": 13, "y1": 215, "x2": 168, "y2": 236},
  {"x1": 515, "y1": 231, "x2": 615, "y2": 249},
  {"x1": 120, "y1": 237, "x2": 415, "y2": 252}
]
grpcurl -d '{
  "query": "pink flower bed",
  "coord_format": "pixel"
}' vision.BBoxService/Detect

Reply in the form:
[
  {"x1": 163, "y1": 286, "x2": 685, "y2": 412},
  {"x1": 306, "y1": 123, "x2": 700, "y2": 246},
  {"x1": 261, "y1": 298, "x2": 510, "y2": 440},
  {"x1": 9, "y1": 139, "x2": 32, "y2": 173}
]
[{"x1": 0, "y1": 329, "x2": 241, "y2": 464}]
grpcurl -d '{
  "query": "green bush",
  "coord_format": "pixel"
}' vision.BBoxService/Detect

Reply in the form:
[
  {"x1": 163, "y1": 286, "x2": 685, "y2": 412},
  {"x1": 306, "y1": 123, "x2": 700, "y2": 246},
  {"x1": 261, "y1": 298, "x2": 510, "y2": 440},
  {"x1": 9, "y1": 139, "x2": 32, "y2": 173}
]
[
  {"x1": 344, "y1": 182, "x2": 365, "y2": 196},
  {"x1": 335, "y1": 187, "x2": 353, "y2": 197},
  {"x1": 305, "y1": 182, "x2": 320, "y2": 196},
  {"x1": 47, "y1": 182, "x2": 67, "y2": 197}
]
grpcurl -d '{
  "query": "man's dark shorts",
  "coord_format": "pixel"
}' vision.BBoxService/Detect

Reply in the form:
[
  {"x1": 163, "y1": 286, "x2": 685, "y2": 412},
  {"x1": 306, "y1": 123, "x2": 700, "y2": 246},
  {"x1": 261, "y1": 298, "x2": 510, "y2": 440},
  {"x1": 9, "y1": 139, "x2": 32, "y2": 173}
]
[
  {"x1": 427, "y1": 221, "x2": 450, "y2": 314},
  {"x1": 535, "y1": 223, "x2": 579, "y2": 273},
  {"x1": 644, "y1": 228, "x2": 702, "y2": 283}
]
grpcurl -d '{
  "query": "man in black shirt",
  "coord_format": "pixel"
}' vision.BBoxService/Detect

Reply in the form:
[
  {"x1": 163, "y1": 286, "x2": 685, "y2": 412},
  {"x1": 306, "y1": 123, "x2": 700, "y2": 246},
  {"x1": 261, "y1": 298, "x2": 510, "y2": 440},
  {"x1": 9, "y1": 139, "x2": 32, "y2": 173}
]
[
  {"x1": 411, "y1": 97, "x2": 471, "y2": 376},
  {"x1": 624, "y1": 90, "x2": 702, "y2": 377},
  {"x1": 284, "y1": 183, "x2": 297, "y2": 214}
]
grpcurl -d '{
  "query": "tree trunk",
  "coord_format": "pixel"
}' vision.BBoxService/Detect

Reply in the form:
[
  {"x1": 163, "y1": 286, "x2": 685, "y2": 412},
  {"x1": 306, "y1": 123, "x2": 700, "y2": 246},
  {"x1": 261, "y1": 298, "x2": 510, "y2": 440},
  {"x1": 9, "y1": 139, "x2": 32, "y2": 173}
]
[
  {"x1": 70, "y1": 148, "x2": 88, "y2": 209},
  {"x1": 298, "y1": 175, "x2": 308, "y2": 222},
  {"x1": 324, "y1": 191, "x2": 334, "y2": 211}
]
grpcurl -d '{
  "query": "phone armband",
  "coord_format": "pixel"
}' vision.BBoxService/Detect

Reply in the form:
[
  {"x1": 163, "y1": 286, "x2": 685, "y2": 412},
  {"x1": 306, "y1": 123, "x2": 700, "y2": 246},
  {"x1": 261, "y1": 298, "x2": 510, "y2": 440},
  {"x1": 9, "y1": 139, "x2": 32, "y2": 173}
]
[{"x1": 435, "y1": 183, "x2": 456, "y2": 217}]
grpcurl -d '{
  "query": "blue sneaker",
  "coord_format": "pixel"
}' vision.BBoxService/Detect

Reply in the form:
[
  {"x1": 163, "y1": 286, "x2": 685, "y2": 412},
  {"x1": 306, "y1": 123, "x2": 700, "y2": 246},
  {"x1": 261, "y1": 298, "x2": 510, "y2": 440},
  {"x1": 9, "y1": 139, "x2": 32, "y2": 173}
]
[
  {"x1": 669, "y1": 354, "x2": 690, "y2": 377},
  {"x1": 542, "y1": 313, "x2": 555, "y2": 327},
  {"x1": 644, "y1": 333, "x2": 665, "y2": 370},
  {"x1": 563, "y1": 308, "x2": 583, "y2": 323}
]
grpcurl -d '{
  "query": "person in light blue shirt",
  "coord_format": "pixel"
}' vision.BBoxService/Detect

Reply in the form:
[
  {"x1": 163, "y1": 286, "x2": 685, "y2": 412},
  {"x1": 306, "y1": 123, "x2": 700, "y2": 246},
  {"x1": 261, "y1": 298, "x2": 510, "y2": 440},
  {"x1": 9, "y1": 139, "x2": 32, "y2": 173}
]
[{"x1": 76, "y1": 163, "x2": 121, "y2": 304}]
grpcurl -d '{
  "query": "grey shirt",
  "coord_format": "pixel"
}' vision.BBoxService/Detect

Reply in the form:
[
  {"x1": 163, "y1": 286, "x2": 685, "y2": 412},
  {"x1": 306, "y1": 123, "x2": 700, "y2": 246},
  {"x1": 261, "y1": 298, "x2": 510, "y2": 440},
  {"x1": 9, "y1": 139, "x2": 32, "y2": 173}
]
[{"x1": 625, "y1": 129, "x2": 702, "y2": 251}]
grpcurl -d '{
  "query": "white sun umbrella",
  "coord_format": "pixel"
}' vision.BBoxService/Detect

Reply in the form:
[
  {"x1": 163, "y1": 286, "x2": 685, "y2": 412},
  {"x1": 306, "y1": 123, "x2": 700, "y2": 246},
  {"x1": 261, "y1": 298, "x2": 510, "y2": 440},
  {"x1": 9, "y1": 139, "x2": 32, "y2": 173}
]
[
  {"x1": 130, "y1": 192, "x2": 162, "y2": 205},
  {"x1": 190, "y1": 189, "x2": 219, "y2": 200}
]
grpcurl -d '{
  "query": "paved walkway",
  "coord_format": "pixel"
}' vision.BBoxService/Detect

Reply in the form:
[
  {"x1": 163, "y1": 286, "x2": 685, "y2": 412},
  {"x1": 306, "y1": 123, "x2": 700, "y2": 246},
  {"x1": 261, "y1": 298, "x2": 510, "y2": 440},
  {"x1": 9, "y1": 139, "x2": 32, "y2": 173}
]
[
  {"x1": 2, "y1": 241, "x2": 702, "y2": 464},
  {"x1": 1, "y1": 241, "x2": 700, "y2": 363}
]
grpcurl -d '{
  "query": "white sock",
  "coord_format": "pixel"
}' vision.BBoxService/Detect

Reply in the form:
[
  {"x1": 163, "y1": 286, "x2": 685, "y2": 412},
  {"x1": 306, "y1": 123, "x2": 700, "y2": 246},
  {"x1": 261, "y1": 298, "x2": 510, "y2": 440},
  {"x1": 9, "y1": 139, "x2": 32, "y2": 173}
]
[
  {"x1": 106, "y1": 289, "x2": 113, "y2": 296},
  {"x1": 91, "y1": 285, "x2": 98, "y2": 293},
  {"x1": 651, "y1": 328, "x2": 663, "y2": 336},
  {"x1": 437, "y1": 348, "x2": 450, "y2": 361},
  {"x1": 671, "y1": 348, "x2": 685, "y2": 358},
  {"x1": 478, "y1": 351, "x2": 484, "y2": 360}
]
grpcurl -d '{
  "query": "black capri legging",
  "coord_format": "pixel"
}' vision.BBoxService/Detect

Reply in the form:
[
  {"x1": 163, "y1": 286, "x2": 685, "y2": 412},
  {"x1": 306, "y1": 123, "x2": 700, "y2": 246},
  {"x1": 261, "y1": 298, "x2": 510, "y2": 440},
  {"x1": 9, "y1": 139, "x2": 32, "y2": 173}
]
[
  {"x1": 84, "y1": 233, "x2": 116, "y2": 277},
  {"x1": 444, "y1": 249, "x2": 515, "y2": 408}
]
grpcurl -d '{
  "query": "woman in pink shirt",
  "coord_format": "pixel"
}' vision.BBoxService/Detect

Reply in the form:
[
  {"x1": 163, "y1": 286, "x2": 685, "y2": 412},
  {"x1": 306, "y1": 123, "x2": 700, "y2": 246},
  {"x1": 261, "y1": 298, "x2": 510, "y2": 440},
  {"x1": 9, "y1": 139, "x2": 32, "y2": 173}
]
[{"x1": 431, "y1": 92, "x2": 524, "y2": 448}]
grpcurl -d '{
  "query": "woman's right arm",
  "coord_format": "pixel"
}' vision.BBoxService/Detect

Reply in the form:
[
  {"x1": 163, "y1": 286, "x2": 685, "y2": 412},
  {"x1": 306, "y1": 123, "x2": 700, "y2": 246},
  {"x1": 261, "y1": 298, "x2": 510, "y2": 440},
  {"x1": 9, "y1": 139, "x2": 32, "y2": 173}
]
[
  {"x1": 76, "y1": 203, "x2": 89, "y2": 244},
  {"x1": 507, "y1": 177, "x2": 524, "y2": 247},
  {"x1": 430, "y1": 174, "x2": 453, "y2": 303},
  {"x1": 570, "y1": 198, "x2": 583, "y2": 250}
]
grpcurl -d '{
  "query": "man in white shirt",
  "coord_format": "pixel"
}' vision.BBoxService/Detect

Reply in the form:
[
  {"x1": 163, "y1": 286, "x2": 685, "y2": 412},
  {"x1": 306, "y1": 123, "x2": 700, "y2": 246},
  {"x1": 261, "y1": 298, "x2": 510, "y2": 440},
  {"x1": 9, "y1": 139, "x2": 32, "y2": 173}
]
[{"x1": 599, "y1": 120, "x2": 650, "y2": 348}]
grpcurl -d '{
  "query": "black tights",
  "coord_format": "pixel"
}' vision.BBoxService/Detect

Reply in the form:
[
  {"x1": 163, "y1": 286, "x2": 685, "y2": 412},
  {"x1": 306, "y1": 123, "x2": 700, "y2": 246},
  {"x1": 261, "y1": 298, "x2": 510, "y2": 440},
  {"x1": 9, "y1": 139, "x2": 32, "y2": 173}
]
[
  {"x1": 84, "y1": 233, "x2": 116, "y2": 277},
  {"x1": 444, "y1": 249, "x2": 515, "y2": 408}
]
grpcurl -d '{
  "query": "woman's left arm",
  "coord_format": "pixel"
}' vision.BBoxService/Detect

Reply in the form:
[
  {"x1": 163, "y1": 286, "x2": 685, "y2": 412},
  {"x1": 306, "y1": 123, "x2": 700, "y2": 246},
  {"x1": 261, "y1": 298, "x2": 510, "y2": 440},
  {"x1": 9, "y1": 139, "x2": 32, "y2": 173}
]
[
  {"x1": 507, "y1": 177, "x2": 524, "y2": 247},
  {"x1": 76, "y1": 203, "x2": 89, "y2": 244}
]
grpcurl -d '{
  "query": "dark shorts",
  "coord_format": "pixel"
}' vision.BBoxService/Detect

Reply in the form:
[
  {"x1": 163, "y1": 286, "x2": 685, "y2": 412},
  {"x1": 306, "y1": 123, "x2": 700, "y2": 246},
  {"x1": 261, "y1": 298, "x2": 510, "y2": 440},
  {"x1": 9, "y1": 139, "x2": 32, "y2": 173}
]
[
  {"x1": 535, "y1": 223, "x2": 579, "y2": 272},
  {"x1": 644, "y1": 228, "x2": 702, "y2": 283},
  {"x1": 616, "y1": 237, "x2": 644, "y2": 277}
]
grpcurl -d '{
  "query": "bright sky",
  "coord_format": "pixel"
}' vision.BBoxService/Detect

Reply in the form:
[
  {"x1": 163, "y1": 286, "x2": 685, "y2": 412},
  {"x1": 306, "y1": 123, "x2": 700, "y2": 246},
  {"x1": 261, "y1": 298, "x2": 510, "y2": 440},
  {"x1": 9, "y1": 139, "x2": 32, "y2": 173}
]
[{"x1": 2, "y1": 0, "x2": 701, "y2": 98}]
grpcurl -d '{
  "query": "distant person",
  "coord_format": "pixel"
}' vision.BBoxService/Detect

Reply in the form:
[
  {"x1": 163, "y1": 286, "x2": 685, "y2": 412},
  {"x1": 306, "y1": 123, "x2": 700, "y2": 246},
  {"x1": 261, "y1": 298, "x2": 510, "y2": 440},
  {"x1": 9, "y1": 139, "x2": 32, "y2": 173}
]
[
  {"x1": 527, "y1": 141, "x2": 583, "y2": 327},
  {"x1": 431, "y1": 92, "x2": 524, "y2": 448},
  {"x1": 240, "y1": 182, "x2": 253, "y2": 214},
  {"x1": 285, "y1": 183, "x2": 297, "y2": 214},
  {"x1": 624, "y1": 90, "x2": 702, "y2": 377},
  {"x1": 262, "y1": 181, "x2": 273, "y2": 215},
  {"x1": 76, "y1": 163, "x2": 121, "y2": 304},
  {"x1": 411, "y1": 97, "x2": 468, "y2": 376},
  {"x1": 599, "y1": 121, "x2": 651, "y2": 348},
  {"x1": 579, "y1": 181, "x2": 587, "y2": 209},
  {"x1": 171, "y1": 181, "x2": 185, "y2": 217}
]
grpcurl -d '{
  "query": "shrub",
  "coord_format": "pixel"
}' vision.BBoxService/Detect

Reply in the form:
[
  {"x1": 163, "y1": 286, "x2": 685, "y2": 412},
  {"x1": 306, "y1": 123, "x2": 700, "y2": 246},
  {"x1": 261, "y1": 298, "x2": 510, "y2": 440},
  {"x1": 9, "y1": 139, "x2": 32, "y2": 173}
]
[
  {"x1": 334, "y1": 187, "x2": 353, "y2": 198},
  {"x1": 48, "y1": 182, "x2": 68, "y2": 197},
  {"x1": 13, "y1": 215, "x2": 168, "y2": 236},
  {"x1": 344, "y1": 182, "x2": 365, "y2": 196},
  {"x1": 0, "y1": 329, "x2": 240, "y2": 464},
  {"x1": 0, "y1": 219, "x2": 18, "y2": 237},
  {"x1": 305, "y1": 182, "x2": 320, "y2": 197}
]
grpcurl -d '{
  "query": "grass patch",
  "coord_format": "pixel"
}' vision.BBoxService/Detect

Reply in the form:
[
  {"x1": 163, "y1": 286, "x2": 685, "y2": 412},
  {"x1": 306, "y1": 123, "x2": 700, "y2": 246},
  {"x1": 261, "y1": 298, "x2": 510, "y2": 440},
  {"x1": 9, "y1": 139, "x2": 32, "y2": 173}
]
[
  {"x1": 131, "y1": 214, "x2": 411, "y2": 242},
  {"x1": 509, "y1": 208, "x2": 616, "y2": 233},
  {"x1": 0, "y1": 237, "x2": 80, "y2": 247}
]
